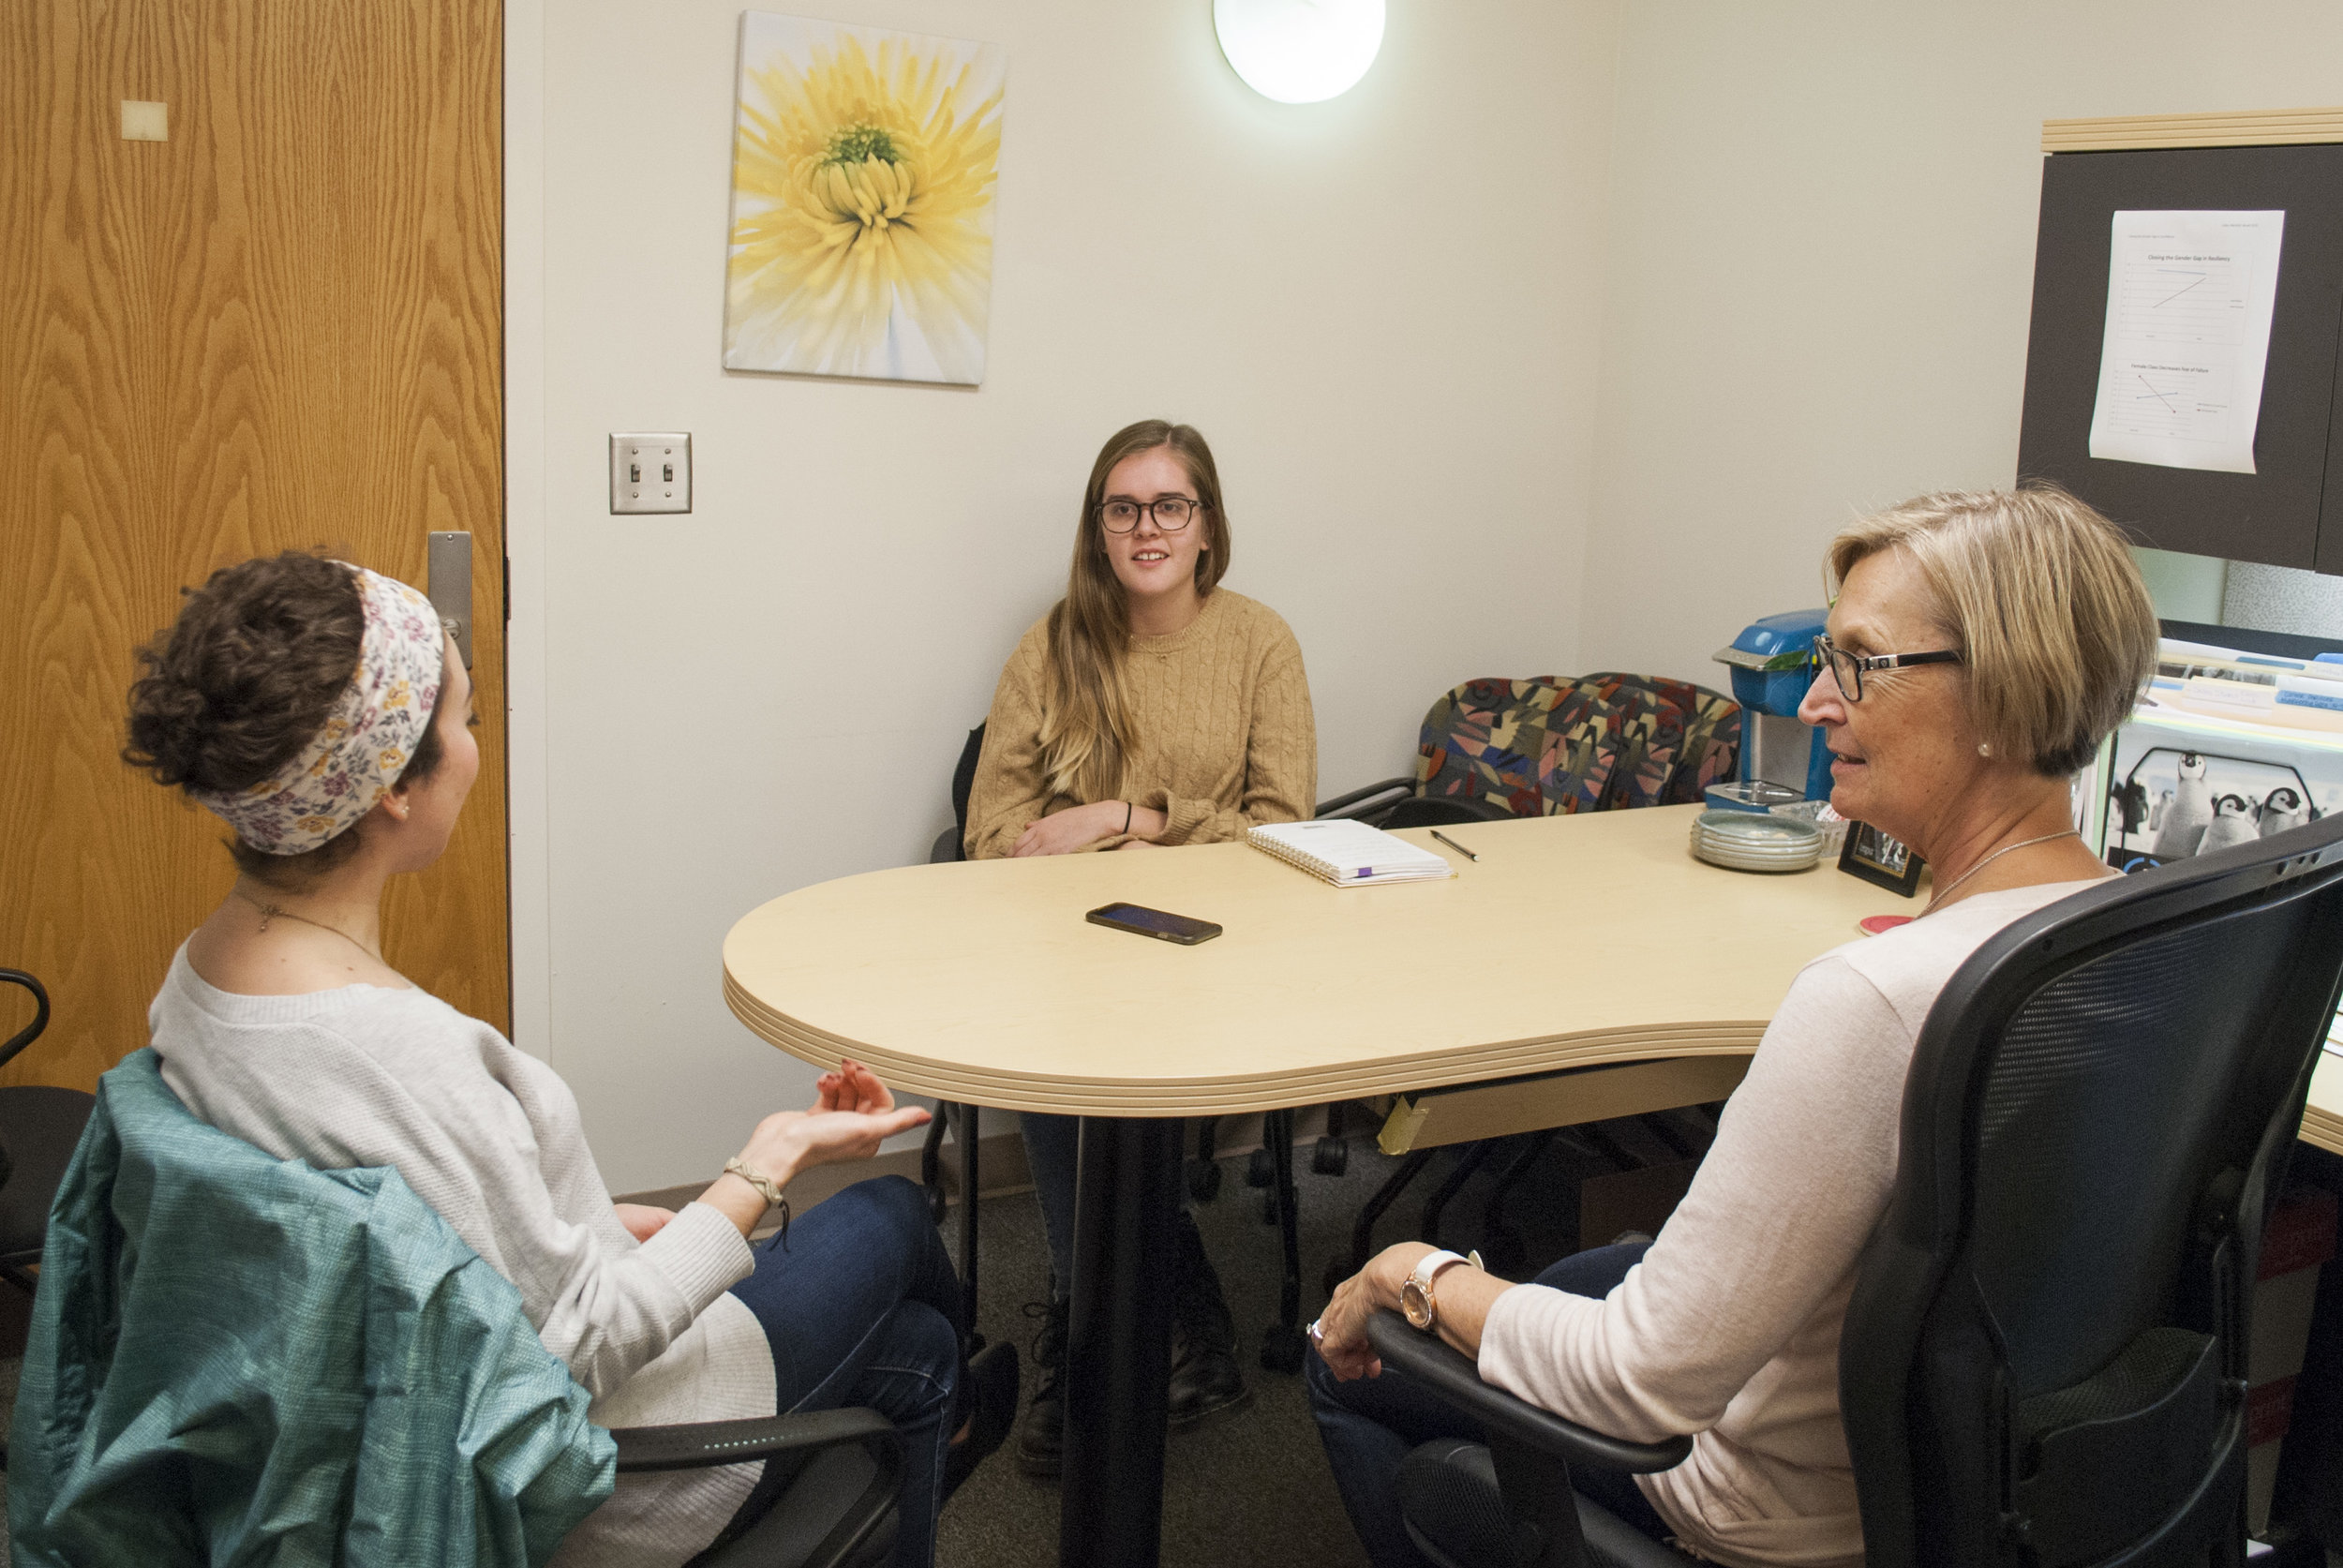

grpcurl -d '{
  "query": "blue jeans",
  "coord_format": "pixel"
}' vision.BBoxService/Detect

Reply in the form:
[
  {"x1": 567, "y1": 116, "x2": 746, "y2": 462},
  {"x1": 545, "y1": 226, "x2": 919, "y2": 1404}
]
[
  {"x1": 1022, "y1": 1112, "x2": 1216, "y2": 1297},
  {"x1": 1019, "y1": 1112, "x2": 1082, "y2": 1293},
  {"x1": 724, "y1": 1175, "x2": 963, "y2": 1568},
  {"x1": 1306, "y1": 1242, "x2": 1673, "y2": 1568}
]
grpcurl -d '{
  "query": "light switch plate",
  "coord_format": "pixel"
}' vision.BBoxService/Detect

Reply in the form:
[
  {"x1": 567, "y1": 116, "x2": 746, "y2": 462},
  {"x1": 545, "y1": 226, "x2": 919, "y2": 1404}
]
[{"x1": 609, "y1": 433, "x2": 692, "y2": 514}]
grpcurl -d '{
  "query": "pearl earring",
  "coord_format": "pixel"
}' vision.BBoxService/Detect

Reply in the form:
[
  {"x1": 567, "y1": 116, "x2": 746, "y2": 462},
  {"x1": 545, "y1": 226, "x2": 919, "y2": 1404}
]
[{"x1": 1977, "y1": 741, "x2": 1992, "y2": 757}]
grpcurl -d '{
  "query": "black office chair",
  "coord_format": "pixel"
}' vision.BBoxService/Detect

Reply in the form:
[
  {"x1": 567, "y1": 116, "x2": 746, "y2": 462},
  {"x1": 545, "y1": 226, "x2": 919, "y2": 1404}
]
[
  {"x1": 11, "y1": 1037, "x2": 909, "y2": 1568},
  {"x1": 0, "y1": 968, "x2": 95, "y2": 1298},
  {"x1": 628, "y1": 1410, "x2": 902, "y2": 1568},
  {"x1": 1366, "y1": 811, "x2": 2343, "y2": 1567}
]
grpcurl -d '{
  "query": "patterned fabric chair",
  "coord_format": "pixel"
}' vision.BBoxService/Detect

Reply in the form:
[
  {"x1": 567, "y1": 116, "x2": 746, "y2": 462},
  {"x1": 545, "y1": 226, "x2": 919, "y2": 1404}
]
[
  {"x1": 1582, "y1": 673, "x2": 1742, "y2": 807},
  {"x1": 1414, "y1": 675, "x2": 1721, "y2": 817}
]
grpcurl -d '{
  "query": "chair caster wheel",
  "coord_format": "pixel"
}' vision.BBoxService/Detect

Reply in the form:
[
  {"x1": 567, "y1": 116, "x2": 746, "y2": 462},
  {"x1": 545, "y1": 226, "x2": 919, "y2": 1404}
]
[
  {"x1": 1186, "y1": 1158, "x2": 1223, "y2": 1202},
  {"x1": 1246, "y1": 1146, "x2": 1276, "y2": 1188},
  {"x1": 1261, "y1": 1324, "x2": 1307, "y2": 1375},
  {"x1": 1311, "y1": 1136, "x2": 1349, "y2": 1176},
  {"x1": 1261, "y1": 1193, "x2": 1280, "y2": 1226},
  {"x1": 1476, "y1": 1228, "x2": 1526, "y2": 1277},
  {"x1": 924, "y1": 1184, "x2": 948, "y2": 1226}
]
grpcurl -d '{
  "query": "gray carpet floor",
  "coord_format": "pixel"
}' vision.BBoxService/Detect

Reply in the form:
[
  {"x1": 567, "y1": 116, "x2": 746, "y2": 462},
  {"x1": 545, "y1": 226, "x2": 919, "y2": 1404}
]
[
  {"x1": 933, "y1": 1128, "x2": 1604, "y2": 1568},
  {"x1": 934, "y1": 1145, "x2": 1379, "y2": 1568}
]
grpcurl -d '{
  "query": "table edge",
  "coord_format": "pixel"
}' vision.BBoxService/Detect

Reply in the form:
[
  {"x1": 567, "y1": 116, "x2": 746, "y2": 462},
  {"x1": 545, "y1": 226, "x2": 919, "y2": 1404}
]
[{"x1": 724, "y1": 967, "x2": 1767, "y2": 1115}]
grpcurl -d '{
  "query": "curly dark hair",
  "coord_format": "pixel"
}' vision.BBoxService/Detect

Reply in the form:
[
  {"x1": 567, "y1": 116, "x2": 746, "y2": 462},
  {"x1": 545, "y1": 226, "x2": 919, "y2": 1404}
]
[{"x1": 123, "y1": 551, "x2": 444, "y2": 889}]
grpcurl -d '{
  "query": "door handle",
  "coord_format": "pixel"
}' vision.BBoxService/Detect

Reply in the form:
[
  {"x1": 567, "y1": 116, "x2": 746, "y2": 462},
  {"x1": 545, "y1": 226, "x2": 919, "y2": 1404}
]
[{"x1": 427, "y1": 531, "x2": 472, "y2": 669}]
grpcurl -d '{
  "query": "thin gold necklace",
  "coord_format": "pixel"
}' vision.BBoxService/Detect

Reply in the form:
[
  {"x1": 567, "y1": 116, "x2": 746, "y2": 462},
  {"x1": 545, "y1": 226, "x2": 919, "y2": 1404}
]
[
  {"x1": 233, "y1": 886, "x2": 383, "y2": 963},
  {"x1": 1921, "y1": 829, "x2": 2081, "y2": 917}
]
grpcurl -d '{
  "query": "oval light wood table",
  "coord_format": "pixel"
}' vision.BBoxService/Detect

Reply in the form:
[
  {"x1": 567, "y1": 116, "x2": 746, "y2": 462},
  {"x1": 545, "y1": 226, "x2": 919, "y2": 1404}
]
[{"x1": 724, "y1": 804, "x2": 1920, "y2": 1566}]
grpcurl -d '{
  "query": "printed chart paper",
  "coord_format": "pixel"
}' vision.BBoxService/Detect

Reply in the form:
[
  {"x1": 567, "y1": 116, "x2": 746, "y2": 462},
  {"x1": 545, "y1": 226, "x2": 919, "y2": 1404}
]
[{"x1": 2088, "y1": 210, "x2": 2285, "y2": 474}]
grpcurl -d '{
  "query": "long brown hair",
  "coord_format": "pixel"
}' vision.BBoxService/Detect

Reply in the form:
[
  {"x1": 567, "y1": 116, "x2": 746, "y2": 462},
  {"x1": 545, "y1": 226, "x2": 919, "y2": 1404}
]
[{"x1": 1037, "y1": 421, "x2": 1233, "y2": 801}]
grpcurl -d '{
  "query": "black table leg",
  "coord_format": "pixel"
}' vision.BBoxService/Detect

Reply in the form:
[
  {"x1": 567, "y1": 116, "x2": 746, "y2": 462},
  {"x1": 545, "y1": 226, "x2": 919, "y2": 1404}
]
[
  {"x1": 959, "y1": 1104, "x2": 983, "y2": 1351},
  {"x1": 1060, "y1": 1115, "x2": 1183, "y2": 1568}
]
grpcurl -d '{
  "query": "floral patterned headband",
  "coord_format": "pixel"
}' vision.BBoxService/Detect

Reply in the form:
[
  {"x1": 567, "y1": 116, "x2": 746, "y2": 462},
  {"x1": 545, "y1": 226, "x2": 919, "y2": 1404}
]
[{"x1": 192, "y1": 565, "x2": 446, "y2": 856}]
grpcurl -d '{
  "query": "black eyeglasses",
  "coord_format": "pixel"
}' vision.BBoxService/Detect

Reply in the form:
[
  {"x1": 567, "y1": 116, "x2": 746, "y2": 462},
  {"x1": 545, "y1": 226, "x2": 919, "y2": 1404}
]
[
  {"x1": 1811, "y1": 634, "x2": 1963, "y2": 702},
  {"x1": 1097, "y1": 496, "x2": 1204, "y2": 534}
]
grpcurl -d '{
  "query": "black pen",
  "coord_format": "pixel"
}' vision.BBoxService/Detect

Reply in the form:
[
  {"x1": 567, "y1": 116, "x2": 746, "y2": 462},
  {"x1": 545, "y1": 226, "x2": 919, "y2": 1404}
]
[{"x1": 1430, "y1": 829, "x2": 1478, "y2": 862}]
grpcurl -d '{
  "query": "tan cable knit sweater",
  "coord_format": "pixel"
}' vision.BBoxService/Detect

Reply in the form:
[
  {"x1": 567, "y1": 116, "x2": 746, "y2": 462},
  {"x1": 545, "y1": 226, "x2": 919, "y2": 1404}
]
[{"x1": 964, "y1": 589, "x2": 1317, "y2": 859}]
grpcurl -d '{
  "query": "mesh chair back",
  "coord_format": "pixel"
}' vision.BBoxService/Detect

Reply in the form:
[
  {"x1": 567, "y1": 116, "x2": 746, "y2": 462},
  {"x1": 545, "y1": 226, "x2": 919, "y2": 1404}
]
[
  {"x1": 1842, "y1": 815, "x2": 2343, "y2": 1568},
  {"x1": 1414, "y1": 678, "x2": 1681, "y2": 817}
]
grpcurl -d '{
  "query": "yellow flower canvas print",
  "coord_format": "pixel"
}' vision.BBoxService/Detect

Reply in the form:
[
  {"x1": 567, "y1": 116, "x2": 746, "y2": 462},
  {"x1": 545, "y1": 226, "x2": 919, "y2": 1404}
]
[{"x1": 724, "y1": 13, "x2": 1007, "y2": 384}]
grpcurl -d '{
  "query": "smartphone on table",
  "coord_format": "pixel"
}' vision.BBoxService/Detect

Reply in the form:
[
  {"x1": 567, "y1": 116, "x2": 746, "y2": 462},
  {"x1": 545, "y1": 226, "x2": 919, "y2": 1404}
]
[{"x1": 1085, "y1": 903, "x2": 1222, "y2": 946}]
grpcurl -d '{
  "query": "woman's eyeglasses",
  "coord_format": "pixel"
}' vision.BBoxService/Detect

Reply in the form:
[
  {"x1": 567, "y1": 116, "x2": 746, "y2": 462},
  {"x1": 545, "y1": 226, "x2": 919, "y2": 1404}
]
[
  {"x1": 1811, "y1": 634, "x2": 1962, "y2": 702},
  {"x1": 1097, "y1": 497, "x2": 1204, "y2": 534}
]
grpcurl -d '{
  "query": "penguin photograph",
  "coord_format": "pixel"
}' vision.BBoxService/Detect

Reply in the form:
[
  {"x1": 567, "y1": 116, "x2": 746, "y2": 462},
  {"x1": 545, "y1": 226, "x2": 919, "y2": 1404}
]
[
  {"x1": 2153, "y1": 752, "x2": 2214, "y2": 859},
  {"x1": 2108, "y1": 745, "x2": 2334, "y2": 870},
  {"x1": 2198, "y1": 794, "x2": 2260, "y2": 855},
  {"x1": 2261, "y1": 785, "x2": 2313, "y2": 838}
]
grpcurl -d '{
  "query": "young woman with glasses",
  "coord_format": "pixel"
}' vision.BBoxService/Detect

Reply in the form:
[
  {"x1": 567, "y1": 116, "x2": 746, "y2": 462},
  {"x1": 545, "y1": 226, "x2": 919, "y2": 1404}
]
[{"x1": 963, "y1": 418, "x2": 1317, "y2": 1474}]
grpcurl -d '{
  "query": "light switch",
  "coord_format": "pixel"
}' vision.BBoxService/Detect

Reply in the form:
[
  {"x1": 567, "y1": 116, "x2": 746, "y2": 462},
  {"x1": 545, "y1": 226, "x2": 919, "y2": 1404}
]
[
  {"x1": 608, "y1": 433, "x2": 691, "y2": 515},
  {"x1": 121, "y1": 100, "x2": 168, "y2": 142}
]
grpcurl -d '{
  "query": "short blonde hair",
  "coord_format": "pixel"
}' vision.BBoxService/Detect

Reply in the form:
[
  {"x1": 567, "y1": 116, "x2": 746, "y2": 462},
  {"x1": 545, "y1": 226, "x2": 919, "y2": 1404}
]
[{"x1": 1826, "y1": 486, "x2": 2156, "y2": 776}]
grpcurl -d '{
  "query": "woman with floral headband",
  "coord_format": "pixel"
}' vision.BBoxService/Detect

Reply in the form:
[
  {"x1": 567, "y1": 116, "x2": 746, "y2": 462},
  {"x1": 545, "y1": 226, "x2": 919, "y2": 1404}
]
[
  {"x1": 121, "y1": 551, "x2": 1014, "y2": 1568},
  {"x1": 963, "y1": 418, "x2": 1318, "y2": 1473}
]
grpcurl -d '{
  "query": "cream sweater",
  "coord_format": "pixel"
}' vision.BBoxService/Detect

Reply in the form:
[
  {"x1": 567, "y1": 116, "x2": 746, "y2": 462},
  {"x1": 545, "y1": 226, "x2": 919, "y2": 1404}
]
[
  {"x1": 1477, "y1": 877, "x2": 2113, "y2": 1568},
  {"x1": 148, "y1": 947, "x2": 776, "y2": 1568},
  {"x1": 964, "y1": 589, "x2": 1317, "y2": 858}
]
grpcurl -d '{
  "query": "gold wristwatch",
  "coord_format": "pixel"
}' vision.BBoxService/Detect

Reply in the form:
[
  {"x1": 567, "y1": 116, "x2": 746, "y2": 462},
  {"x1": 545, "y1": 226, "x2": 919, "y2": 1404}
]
[{"x1": 1400, "y1": 1248, "x2": 1471, "y2": 1331}]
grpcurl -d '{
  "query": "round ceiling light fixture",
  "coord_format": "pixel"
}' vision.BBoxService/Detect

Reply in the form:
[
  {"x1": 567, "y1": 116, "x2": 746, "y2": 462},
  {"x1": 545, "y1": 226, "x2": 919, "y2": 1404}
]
[{"x1": 1213, "y1": 0, "x2": 1386, "y2": 105}]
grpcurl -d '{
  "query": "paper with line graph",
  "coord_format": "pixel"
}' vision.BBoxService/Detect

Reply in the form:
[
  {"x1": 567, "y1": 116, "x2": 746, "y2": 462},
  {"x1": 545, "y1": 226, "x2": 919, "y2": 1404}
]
[{"x1": 2088, "y1": 210, "x2": 2285, "y2": 475}]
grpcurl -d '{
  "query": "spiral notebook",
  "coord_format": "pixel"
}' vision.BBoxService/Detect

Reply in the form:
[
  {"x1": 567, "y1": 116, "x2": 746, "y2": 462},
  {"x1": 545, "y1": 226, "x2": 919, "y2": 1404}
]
[{"x1": 1247, "y1": 819, "x2": 1457, "y2": 887}]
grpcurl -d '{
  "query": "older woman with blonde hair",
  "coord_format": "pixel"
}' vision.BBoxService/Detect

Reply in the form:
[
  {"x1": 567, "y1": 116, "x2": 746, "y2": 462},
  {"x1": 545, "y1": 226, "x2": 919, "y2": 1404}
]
[{"x1": 1307, "y1": 486, "x2": 2159, "y2": 1568}]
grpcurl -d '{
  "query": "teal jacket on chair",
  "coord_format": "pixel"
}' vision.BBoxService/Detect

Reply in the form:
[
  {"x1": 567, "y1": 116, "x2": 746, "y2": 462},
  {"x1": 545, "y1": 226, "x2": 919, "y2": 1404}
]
[{"x1": 8, "y1": 1049, "x2": 615, "y2": 1567}]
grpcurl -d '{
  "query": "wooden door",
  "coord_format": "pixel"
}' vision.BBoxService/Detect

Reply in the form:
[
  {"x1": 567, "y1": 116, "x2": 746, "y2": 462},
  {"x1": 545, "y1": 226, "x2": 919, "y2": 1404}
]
[{"x1": 2, "y1": 0, "x2": 507, "y2": 1090}]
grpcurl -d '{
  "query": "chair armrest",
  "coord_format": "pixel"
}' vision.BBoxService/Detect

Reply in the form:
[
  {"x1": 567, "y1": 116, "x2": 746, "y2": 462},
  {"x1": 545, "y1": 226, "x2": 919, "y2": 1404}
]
[
  {"x1": 1317, "y1": 778, "x2": 1416, "y2": 819},
  {"x1": 610, "y1": 1407, "x2": 902, "y2": 1474},
  {"x1": 928, "y1": 826, "x2": 963, "y2": 864},
  {"x1": 0, "y1": 969, "x2": 51, "y2": 1073},
  {"x1": 1366, "y1": 1310, "x2": 1691, "y2": 1474}
]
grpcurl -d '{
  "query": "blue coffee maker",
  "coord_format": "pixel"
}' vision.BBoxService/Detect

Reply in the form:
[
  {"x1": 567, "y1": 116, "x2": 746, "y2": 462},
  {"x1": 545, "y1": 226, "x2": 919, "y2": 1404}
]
[{"x1": 1711, "y1": 608, "x2": 1835, "y2": 808}]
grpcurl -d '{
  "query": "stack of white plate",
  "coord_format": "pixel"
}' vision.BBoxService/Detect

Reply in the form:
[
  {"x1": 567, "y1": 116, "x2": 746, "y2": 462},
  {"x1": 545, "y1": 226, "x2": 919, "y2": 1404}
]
[{"x1": 1690, "y1": 808, "x2": 1824, "y2": 874}]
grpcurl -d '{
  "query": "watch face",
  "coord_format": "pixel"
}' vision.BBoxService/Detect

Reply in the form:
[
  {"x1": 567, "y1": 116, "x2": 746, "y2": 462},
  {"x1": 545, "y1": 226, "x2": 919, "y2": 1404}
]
[{"x1": 1400, "y1": 1278, "x2": 1433, "y2": 1330}]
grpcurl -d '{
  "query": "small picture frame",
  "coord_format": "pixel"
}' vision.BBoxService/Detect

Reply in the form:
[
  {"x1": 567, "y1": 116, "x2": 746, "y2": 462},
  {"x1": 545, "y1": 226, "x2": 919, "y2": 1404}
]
[{"x1": 1839, "y1": 820, "x2": 1927, "y2": 897}]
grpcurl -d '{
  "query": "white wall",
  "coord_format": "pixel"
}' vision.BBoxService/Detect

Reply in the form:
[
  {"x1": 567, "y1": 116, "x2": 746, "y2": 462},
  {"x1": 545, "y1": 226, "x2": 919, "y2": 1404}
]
[
  {"x1": 509, "y1": 1, "x2": 1625, "y2": 1191},
  {"x1": 1578, "y1": 0, "x2": 2343, "y2": 691}
]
